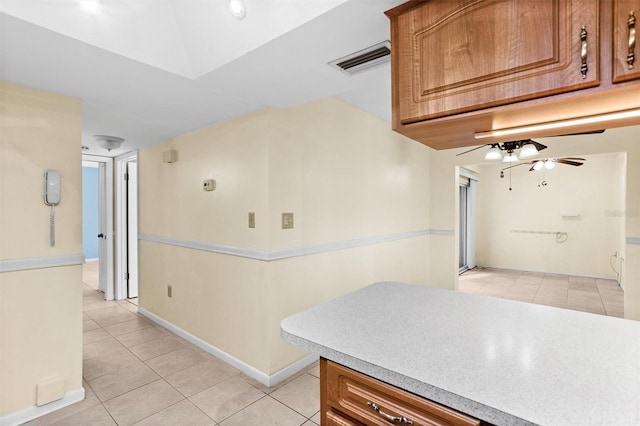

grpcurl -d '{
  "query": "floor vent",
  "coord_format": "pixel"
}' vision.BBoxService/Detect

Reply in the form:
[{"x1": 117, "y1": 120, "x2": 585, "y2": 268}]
[{"x1": 329, "y1": 41, "x2": 391, "y2": 75}]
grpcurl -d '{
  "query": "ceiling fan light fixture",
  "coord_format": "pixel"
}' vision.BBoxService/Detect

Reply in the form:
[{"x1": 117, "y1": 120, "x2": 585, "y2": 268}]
[
  {"x1": 94, "y1": 135, "x2": 125, "y2": 152},
  {"x1": 533, "y1": 160, "x2": 545, "y2": 171},
  {"x1": 228, "y1": 0, "x2": 246, "y2": 19},
  {"x1": 484, "y1": 146, "x2": 502, "y2": 160},
  {"x1": 545, "y1": 159, "x2": 556, "y2": 170},
  {"x1": 519, "y1": 143, "x2": 539, "y2": 158},
  {"x1": 503, "y1": 152, "x2": 519, "y2": 163}
]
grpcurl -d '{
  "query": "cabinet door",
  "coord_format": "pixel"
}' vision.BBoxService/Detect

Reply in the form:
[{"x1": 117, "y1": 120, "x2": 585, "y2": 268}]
[
  {"x1": 323, "y1": 360, "x2": 481, "y2": 426},
  {"x1": 612, "y1": 0, "x2": 640, "y2": 82},
  {"x1": 392, "y1": 0, "x2": 600, "y2": 124}
]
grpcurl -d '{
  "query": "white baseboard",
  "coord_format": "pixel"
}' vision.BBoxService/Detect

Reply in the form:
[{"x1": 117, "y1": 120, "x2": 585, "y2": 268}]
[
  {"x1": 0, "y1": 388, "x2": 85, "y2": 426},
  {"x1": 138, "y1": 308, "x2": 317, "y2": 387}
]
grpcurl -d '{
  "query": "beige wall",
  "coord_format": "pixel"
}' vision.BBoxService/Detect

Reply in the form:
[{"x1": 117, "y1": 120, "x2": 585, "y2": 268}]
[
  {"x1": 475, "y1": 152, "x2": 625, "y2": 278},
  {"x1": 431, "y1": 125, "x2": 640, "y2": 320},
  {"x1": 138, "y1": 98, "x2": 431, "y2": 376},
  {"x1": 138, "y1": 95, "x2": 639, "y2": 384},
  {"x1": 264, "y1": 100, "x2": 431, "y2": 372},
  {"x1": 0, "y1": 82, "x2": 83, "y2": 415}
]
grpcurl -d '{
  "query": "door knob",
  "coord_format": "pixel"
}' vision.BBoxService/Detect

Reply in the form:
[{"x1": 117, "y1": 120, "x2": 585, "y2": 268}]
[{"x1": 97, "y1": 233, "x2": 105, "y2": 239}]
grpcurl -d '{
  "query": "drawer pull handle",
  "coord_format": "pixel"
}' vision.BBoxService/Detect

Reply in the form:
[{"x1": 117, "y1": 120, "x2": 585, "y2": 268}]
[
  {"x1": 367, "y1": 402, "x2": 413, "y2": 424},
  {"x1": 580, "y1": 25, "x2": 588, "y2": 78},
  {"x1": 628, "y1": 11, "x2": 636, "y2": 69}
]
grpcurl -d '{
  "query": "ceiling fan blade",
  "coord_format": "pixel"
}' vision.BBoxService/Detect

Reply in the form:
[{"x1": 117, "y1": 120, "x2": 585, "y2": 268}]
[
  {"x1": 560, "y1": 157, "x2": 586, "y2": 161},
  {"x1": 501, "y1": 162, "x2": 533, "y2": 171},
  {"x1": 456, "y1": 144, "x2": 489, "y2": 156},
  {"x1": 556, "y1": 159, "x2": 584, "y2": 166},
  {"x1": 528, "y1": 140, "x2": 547, "y2": 151}
]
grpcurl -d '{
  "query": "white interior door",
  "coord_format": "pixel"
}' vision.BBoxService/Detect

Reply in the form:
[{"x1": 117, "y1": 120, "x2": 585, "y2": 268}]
[
  {"x1": 98, "y1": 162, "x2": 107, "y2": 293},
  {"x1": 127, "y1": 161, "x2": 139, "y2": 298},
  {"x1": 83, "y1": 154, "x2": 114, "y2": 300}
]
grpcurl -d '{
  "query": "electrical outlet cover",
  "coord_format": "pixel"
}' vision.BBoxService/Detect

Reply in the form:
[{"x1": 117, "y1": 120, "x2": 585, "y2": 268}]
[{"x1": 282, "y1": 212, "x2": 294, "y2": 229}]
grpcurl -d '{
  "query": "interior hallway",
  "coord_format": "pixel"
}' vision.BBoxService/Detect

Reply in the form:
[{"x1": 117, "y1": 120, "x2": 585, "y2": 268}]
[
  {"x1": 459, "y1": 268, "x2": 624, "y2": 318},
  {"x1": 26, "y1": 263, "x2": 320, "y2": 426}
]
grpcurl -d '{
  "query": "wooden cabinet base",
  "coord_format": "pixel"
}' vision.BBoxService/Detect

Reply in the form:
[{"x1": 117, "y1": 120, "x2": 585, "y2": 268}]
[{"x1": 320, "y1": 359, "x2": 482, "y2": 426}]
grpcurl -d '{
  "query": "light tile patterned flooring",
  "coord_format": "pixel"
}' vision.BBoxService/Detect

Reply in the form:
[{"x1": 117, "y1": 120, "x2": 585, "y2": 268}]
[
  {"x1": 28, "y1": 264, "x2": 624, "y2": 425},
  {"x1": 459, "y1": 268, "x2": 624, "y2": 318},
  {"x1": 27, "y1": 263, "x2": 320, "y2": 426}
]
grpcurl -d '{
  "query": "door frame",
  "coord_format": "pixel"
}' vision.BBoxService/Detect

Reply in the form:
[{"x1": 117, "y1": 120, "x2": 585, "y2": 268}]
[
  {"x1": 115, "y1": 151, "x2": 139, "y2": 300},
  {"x1": 82, "y1": 154, "x2": 115, "y2": 300},
  {"x1": 457, "y1": 168, "x2": 478, "y2": 274}
]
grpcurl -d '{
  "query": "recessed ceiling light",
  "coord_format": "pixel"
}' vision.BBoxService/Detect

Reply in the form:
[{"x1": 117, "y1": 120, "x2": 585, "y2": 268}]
[
  {"x1": 228, "y1": 0, "x2": 246, "y2": 19},
  {"x1": 79, "y1": 0, "x2": 101, "y2": 14}
]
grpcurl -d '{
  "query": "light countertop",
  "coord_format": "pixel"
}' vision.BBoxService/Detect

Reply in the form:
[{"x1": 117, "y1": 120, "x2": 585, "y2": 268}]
[{"x1": 281, "y1": 282, "x2": 640, "y2": 426}]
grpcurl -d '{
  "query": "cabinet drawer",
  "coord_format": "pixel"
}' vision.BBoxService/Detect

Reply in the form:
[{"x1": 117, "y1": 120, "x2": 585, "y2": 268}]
[{"x1": 323, "y1": 360, "x2": 481, "y2": 426}]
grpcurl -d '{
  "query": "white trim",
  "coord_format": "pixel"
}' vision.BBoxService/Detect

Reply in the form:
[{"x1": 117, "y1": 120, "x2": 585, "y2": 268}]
[
  {"x1": 627, "y1": 237, "x2": 640, "y2": 245},
  {"x1": 84, "y1": 258, "x2": 99, "y2": 262},
  {"x1": 0, "y1": 254, "x2": 84, "y2": 273},
  {"x1": 0, "y1": 388, "x2": 85, "y2": 426},
  {"x1": 138, "y1": 308, "x2": 317, "y2": 387},
  {"x1": 429, "y1": 229, "x2": 455, "y2": 236},
  {"x1": 139, "y1": 229, "x2": 444, "y2": 261},
  {"x1": 459, "y1": 168, "x2": 480, "y2": 181}
]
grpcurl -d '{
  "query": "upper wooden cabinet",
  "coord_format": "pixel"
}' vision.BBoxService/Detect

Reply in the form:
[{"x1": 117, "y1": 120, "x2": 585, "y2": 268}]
[
  {"x1": 386, "y1": 0, "x2": 640, "y2": 150},
  {"x1": 390, "y1": 0, "x2": 599, "y2": 124},
  {"x1": 612, "y1": 1, "x2": 639, "y2": 83}
]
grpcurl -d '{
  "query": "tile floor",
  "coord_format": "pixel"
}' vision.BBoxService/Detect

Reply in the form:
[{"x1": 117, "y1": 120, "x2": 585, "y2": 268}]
[
  {"x1": 459, "y1": 267, "x2": 624, "y2": 318},
  {"x1": 26, "y1": 264, "x2": 624, "y2": 425},
  {"x1": 27, "y1": 263, "x2": 320, "y2": 426}
]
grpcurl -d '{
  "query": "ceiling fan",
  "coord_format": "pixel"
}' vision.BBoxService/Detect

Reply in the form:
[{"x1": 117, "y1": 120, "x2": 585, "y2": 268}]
[
  {"x1": 499, "y1": 157, "x2": 586, "y2": 189},
  {"x1": 456, "y1": 131, "x2": 604, "y2": 162},
  {"x1": 456, "y1": 139, "x2": 547, "y2": 162},
  {"x1": 501, "y1": 157, "x2": 586, "y2": 173}
]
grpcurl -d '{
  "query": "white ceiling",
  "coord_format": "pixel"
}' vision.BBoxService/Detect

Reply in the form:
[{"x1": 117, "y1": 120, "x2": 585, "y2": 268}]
[{"x1": 0, "y1": 0, "x2": 403, "y2": 156}]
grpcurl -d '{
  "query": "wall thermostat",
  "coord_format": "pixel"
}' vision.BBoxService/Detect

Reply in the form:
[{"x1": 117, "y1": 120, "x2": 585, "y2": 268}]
[{"x1": 203, "y1": 179, "x2": 216, "y2": 191}]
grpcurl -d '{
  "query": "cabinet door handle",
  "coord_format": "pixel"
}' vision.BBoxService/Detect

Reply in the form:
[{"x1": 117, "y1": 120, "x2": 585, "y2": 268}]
[
  {"x1": 628, "y1": 11, "x2": 636, "y2": 69},
  {"x1": 367, "y1": 402, "x2": 413, "y2": 424},
  {"x1": 580, "y1": 25, "x2": 588, "y2": 78}
]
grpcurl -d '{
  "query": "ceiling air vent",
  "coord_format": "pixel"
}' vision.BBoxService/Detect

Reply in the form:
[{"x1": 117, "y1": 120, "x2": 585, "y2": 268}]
[{"x1": 329, "y1": 41, "x2": 391, "y2": 76}]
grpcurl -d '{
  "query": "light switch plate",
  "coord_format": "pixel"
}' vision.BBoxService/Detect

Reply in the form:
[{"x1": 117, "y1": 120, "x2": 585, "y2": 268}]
[{"x1": 282, "y1": 213, "x2": 294, "y2": 229}]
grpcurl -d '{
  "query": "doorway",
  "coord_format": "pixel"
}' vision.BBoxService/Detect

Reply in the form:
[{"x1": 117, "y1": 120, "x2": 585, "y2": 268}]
[
  {"x1": 458, "y1": 171, "x2": 477, "y2": 274},
  {"x1": 116, "y1": 152, "x2": 139, "y2": 300},
  {"x1": 82, "y1": 155, "x2": 114, "y2": 300}
]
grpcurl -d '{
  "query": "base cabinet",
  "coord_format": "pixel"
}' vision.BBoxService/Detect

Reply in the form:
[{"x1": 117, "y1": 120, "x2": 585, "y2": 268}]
[{"x1": 320, "y1": 359, "x2": 483, "y2": 426}]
